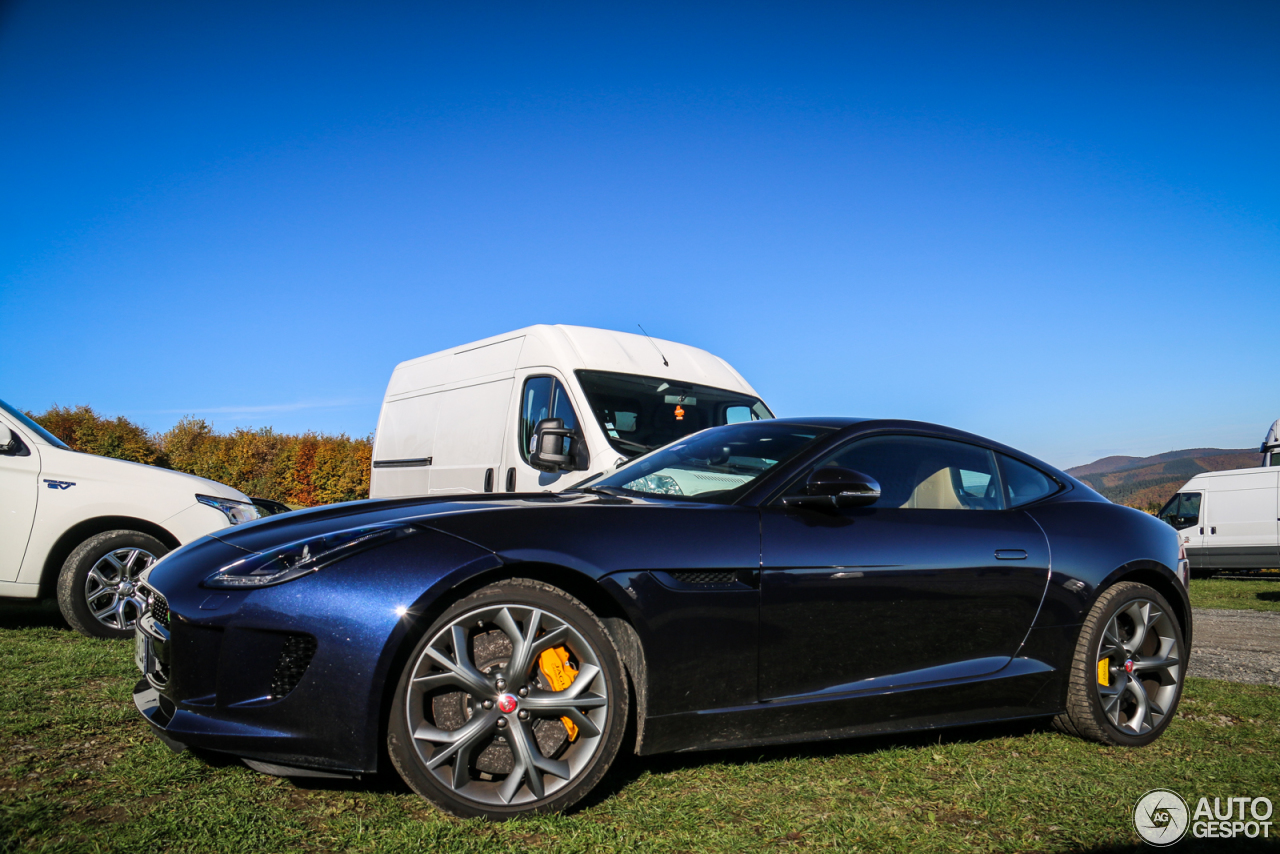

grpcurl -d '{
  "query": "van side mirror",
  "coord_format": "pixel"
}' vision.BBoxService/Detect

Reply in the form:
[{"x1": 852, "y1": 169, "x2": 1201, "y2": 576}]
[
  {"x1": 530, "y1": 418, "x2": 575, "y2": 473},
  {"x1": 783, "y1": 467, "x2": 881, "y2": 510},
  {"x1": 0, "y1": 425, "x2": 14, "y2": 454}
]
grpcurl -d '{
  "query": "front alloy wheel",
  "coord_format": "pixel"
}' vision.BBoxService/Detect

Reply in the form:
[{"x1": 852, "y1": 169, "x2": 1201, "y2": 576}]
[
  {"x1": 57, "y1": 530, "x2": 168, "y2": 639},
  {"x1": 388, "y1": 579, "x2": 628, "y2": 819}
]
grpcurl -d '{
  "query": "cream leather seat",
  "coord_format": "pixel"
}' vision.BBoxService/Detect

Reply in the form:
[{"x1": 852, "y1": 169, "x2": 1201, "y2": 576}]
[{"x1": 901, "y1": 466, "x2": 966, "y2": 510}]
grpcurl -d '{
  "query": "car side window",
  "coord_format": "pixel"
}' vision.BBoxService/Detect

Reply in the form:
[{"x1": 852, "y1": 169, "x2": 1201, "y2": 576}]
[
  {"x1": 520, "y1": 377, "x2": 579, "y2": 463},
  {"x1": 799, "y1": 435, "x2": 1006, "y2": 510},
  {"x1": 998, "y1": 454, "x2": 1060, "y2": 507}
]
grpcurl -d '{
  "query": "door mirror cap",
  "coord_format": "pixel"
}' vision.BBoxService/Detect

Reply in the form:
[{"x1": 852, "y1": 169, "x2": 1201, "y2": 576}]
[
  {"x1": 783, "y1": 466, "x2": 881, "y2": 510},
  {"x1": 0, "y1": 425, "x2": 13, "y2": 453},
  {"x1": 529, "y1": 418, "x2": 575, "y2": 473}
]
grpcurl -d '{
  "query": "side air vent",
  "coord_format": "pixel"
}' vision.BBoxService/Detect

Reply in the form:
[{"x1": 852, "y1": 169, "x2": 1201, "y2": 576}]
[
  {"x1": 669, "y1": 571, "x2": 738, "y2": 586},
  {"x1": 270, "y1": 635, "x2": 318, "y2": 700}
]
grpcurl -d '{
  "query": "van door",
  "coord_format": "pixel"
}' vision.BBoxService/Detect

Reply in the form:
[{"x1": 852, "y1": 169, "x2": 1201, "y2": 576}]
[
  {"x1": 370, "y1": 392, "x2": 440, "y2": 498},
  {"x1": 500, "y1": 371, "x2": 587, "y2": 493},
  {"x1": 1160, "y1": 491, "x2": 1205, "y2": 567},
  {"x1": 429, "y1": 379, "x2": 515, "y2": 495},
  {"x1": 1202, "y1": 472, "x2": 1280, "y2": 570},
  {"x1": 0, "y1": 421, "x2": 41, "y2": 582}
]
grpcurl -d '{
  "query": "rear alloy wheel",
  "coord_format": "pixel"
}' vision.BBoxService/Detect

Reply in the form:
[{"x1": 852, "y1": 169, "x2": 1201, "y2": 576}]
[
  {"x1": 388, "y1": 579, "x2": 628, "y2": 819},
  {"x1": 57, "y1": 530, "x2": 167, "y2": 639},
  {"x1": 1054, "y1": 581, "x2": 1185, "y2": 746}
]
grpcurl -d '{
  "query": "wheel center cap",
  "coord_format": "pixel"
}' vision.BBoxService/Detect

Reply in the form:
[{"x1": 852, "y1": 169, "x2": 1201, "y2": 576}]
[
  {"x1": 497, "y1": 693, "x2": 518, "y2": 714},
  {"x1": 1124, "y1": 659, "x2": 1135, "y2": 674}
]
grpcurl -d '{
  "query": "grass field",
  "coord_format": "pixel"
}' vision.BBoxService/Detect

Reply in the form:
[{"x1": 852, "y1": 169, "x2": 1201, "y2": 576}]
[
  {"x1": 1190, "y1": 576, "x2": 1280, "y2": 613},
  {"x1": 2, "y1": 598, "x2": 1277, "y2": 853}
]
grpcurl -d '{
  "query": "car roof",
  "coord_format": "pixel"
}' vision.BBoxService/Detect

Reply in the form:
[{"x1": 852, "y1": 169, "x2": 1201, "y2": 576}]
[{"x1": 763, "y1": 417, "x2": 1072, "y2": 481}]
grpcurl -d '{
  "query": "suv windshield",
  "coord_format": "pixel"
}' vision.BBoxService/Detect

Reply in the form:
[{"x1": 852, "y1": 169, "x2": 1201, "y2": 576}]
[
  {"x1": 0, "y1": 398, "x2": 70, "y2": 450},
  {"x1": 575, "y1": 370, "x2": 773, "y2": 458},
  {"x1": 588, "y1": 421, "x2": 833, "y2": 504}
]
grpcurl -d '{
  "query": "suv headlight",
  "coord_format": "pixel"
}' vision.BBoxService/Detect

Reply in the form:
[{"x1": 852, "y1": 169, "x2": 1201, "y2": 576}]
[
  {"x1": 202, "y1": 522, "x2": 420, "y2": 588},
  {"x1": 197, "y1": 494, "x2": 263, "y2": 526}
]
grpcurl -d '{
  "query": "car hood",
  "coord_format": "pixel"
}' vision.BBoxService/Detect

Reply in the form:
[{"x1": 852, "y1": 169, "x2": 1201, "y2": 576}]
[
  {"x1": 39, "y1": 444, "x2": 250, "y2": 501},
  {"x1": 207, "y1": 493, "x2": 593, "y2": 554}
]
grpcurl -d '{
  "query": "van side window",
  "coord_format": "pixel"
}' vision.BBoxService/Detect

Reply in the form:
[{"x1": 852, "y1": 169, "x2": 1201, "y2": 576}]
[
  {"x1": 998, "y1": 455, "x2": 1060, "y2": 507},
  {"x1": 796, "y1": 435, "x2": 1006, "y2": 510},
  {"x1": 520, "y1": 377, "x2": 579, "y2": 462},
  {"x1": 1158, "y1": 493, "x2": 1200, "y2": 529}
]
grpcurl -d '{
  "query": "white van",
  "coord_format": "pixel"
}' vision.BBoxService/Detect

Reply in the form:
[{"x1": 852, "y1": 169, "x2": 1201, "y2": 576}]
[
  {"x1": 370, "y1": 325, "x2": 773, "y2": 498},
  {"x1": 1159, "y1": 467, "x2": 1279, "y2": 576}
]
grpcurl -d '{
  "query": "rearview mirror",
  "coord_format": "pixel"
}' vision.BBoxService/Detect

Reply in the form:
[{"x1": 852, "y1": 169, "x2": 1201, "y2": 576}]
[
  {"x1": 529, "y1": 418, "x2": 576, "y2": 473},
  {"x1": 783, "y1": 467, "x2": 881, "y2": 510}
]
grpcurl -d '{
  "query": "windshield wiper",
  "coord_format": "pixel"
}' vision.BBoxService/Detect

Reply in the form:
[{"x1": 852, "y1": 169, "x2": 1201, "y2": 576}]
[
  {"x1": 571, "y1": 485, "x2": 632, "y2": 498},
  {"x1": 610, "y1": 438, "x2": 658, "y2": 455}
]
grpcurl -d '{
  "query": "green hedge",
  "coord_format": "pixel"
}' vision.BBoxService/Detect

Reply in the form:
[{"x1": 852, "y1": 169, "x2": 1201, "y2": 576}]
[{"x1": 28, "y1": 405, "x2": 371, "y2": 507}]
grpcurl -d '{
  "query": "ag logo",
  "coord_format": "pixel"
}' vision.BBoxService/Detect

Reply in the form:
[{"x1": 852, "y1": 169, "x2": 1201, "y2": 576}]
[
  {"x1": 1134, "y1": 789, "x2": 1189, "y2": 846},
  {"x1": 42, "y1": 479, "x2": 75, "y2": 490}
]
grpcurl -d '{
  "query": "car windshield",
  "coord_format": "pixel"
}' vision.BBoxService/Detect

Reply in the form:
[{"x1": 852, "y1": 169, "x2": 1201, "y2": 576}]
[
  {"x1": 0, "y1": 398, "x2": 70, "y2": 449},
  {"x1": 587, "y1": 421, "x2": 833, "y2": 503},
  {"x1": 575, "y1": 370, "x2": 774, "y2": 458}
]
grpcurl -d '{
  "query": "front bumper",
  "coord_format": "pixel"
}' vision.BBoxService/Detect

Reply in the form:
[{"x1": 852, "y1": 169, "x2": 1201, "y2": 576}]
[
  {"x1": 128, "y1": 526, "x2": 501, "y2": 778},
  {"x1": 132, "y1": 604, "x2": 342, "y2": 773}
]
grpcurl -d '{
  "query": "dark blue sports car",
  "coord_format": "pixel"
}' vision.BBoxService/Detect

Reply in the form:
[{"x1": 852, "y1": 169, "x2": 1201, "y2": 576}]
[{"x1": 133, "y1": 418, "x2": 1191, "y2": 819}]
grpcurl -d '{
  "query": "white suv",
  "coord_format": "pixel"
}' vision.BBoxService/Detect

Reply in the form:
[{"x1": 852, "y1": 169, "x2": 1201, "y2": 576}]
[{"x1": 0, "y1": 398, "x2": 263, "y2": 638}]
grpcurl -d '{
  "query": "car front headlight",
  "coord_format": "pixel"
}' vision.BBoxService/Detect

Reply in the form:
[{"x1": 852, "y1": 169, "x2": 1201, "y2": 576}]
[
  {"x1": 202, "y1": 522, "x2": 421, "y2": 588},
  {"x1": 197, "y1": 494, "x2": 264, "y2": 526}
]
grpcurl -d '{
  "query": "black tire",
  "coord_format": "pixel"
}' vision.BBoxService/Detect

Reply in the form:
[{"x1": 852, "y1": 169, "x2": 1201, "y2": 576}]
[
  {"x1": 56, "y1": 530, "x2": 167, "y2": 639},
  {"x1": 388, "y1": 578, "x2": 629, "y2": 819},
  {"x1": 1053, "y1": 581, "x2": 1186, "y2": 746}
]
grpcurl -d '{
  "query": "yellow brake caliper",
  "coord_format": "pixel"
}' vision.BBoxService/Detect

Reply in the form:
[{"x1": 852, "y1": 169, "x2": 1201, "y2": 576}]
[
  {"x1": 537, "y1": 646, "x2": 580, "y2": 741},
  {"x1": 1097, "y1": 657, "x2": 1110, "y2": 687}
]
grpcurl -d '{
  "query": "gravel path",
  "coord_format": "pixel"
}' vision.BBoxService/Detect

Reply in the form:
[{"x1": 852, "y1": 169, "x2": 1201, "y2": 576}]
[{"x1": 1188, "y1": 608, "x2": 1280, "y2": 686}]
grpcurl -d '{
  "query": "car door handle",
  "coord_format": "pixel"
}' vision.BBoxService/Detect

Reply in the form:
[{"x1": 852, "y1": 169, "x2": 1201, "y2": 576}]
[
  {"x1": 1211, "y1": 527, "x2": 1217, "y2": 535},
  {"x1": 994, "y1": 549, "x2": 1028, "y2": 560}
]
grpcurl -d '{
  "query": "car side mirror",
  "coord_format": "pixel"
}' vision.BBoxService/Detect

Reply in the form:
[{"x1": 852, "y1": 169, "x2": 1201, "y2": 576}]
[
  {"x1": 0, "y1": 425, "x2": 14, "y2": 454},
  {"x1": 529, "y1": 418, "x2": 575, "y2": 473},
  {"x1": 783, "y1": 467, "x2": 881, "y2": 510}
]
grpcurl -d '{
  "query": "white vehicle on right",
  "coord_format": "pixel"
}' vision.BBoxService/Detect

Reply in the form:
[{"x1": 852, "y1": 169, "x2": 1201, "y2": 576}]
[{"x1": 1158, "y1": 419, "x2": 1280, "y2": 577}]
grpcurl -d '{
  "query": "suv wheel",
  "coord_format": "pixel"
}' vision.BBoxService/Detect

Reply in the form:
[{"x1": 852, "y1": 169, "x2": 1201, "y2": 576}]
[{"x1": 57, "y1": 530, "x2": 167, "y2": 639}]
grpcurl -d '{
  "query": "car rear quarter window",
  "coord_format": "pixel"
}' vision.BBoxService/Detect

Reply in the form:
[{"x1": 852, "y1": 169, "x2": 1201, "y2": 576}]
[{"x1": 998, "y1": 455, "x2": 1060, "y2": 507}]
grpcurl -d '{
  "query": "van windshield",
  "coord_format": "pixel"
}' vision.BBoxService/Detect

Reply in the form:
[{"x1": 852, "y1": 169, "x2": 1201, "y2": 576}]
[{"x1": 575, "y1": 370, "x2": 773, "y2": 458}]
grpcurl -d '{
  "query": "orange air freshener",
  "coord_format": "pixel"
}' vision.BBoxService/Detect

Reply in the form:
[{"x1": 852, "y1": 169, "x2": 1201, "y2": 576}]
[
  {"x1": 538, "y1": 646, "x2": 580, "y2": 741},
  {"x1": 674, "y1": 405, "x2": 685, "y2": 420}
]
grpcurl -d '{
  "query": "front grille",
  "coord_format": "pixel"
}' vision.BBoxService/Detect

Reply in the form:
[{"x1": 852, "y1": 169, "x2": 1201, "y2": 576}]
[
  {"x1": 270, "y1": 634, "x2": 318, "y2": 699},
  {"x1": 669, "y1": 571, "x2": 738, "y2": 586},
  {"x1": 145, "y1": 588, "x2": 170, "y2": 627}
]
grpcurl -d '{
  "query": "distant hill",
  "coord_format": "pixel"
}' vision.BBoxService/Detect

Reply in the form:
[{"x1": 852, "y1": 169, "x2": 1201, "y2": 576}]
[{"x1": 1065, "y1": 448, "x2": 1263, "y2": 511}]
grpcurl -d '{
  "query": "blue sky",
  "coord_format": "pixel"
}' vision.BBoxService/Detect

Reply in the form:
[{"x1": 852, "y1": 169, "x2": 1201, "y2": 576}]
[{"x1": 2, "y1": 1, "x2": 1276, "y2": 469}]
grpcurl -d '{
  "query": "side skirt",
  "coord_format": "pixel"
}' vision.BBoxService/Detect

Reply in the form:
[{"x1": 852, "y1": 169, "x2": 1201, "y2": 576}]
[{"x1": 640, "y1": 657, "x2": 1059, "y2": 755}]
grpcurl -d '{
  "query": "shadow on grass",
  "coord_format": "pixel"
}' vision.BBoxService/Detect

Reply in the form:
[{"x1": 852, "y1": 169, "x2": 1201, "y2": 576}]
[
  {"x1": 577, "y1": 717, "x2": 1051, "y2": 810},
  {"x1": 0, "y1": 599, "x2": 67, "y2": 631},
  {"x1": 284, "y1": 718, "x2": 1055, "y2": 801},
  {"x1": 1258, "y1": 591, "x2": 1280, "y2": 603}
]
